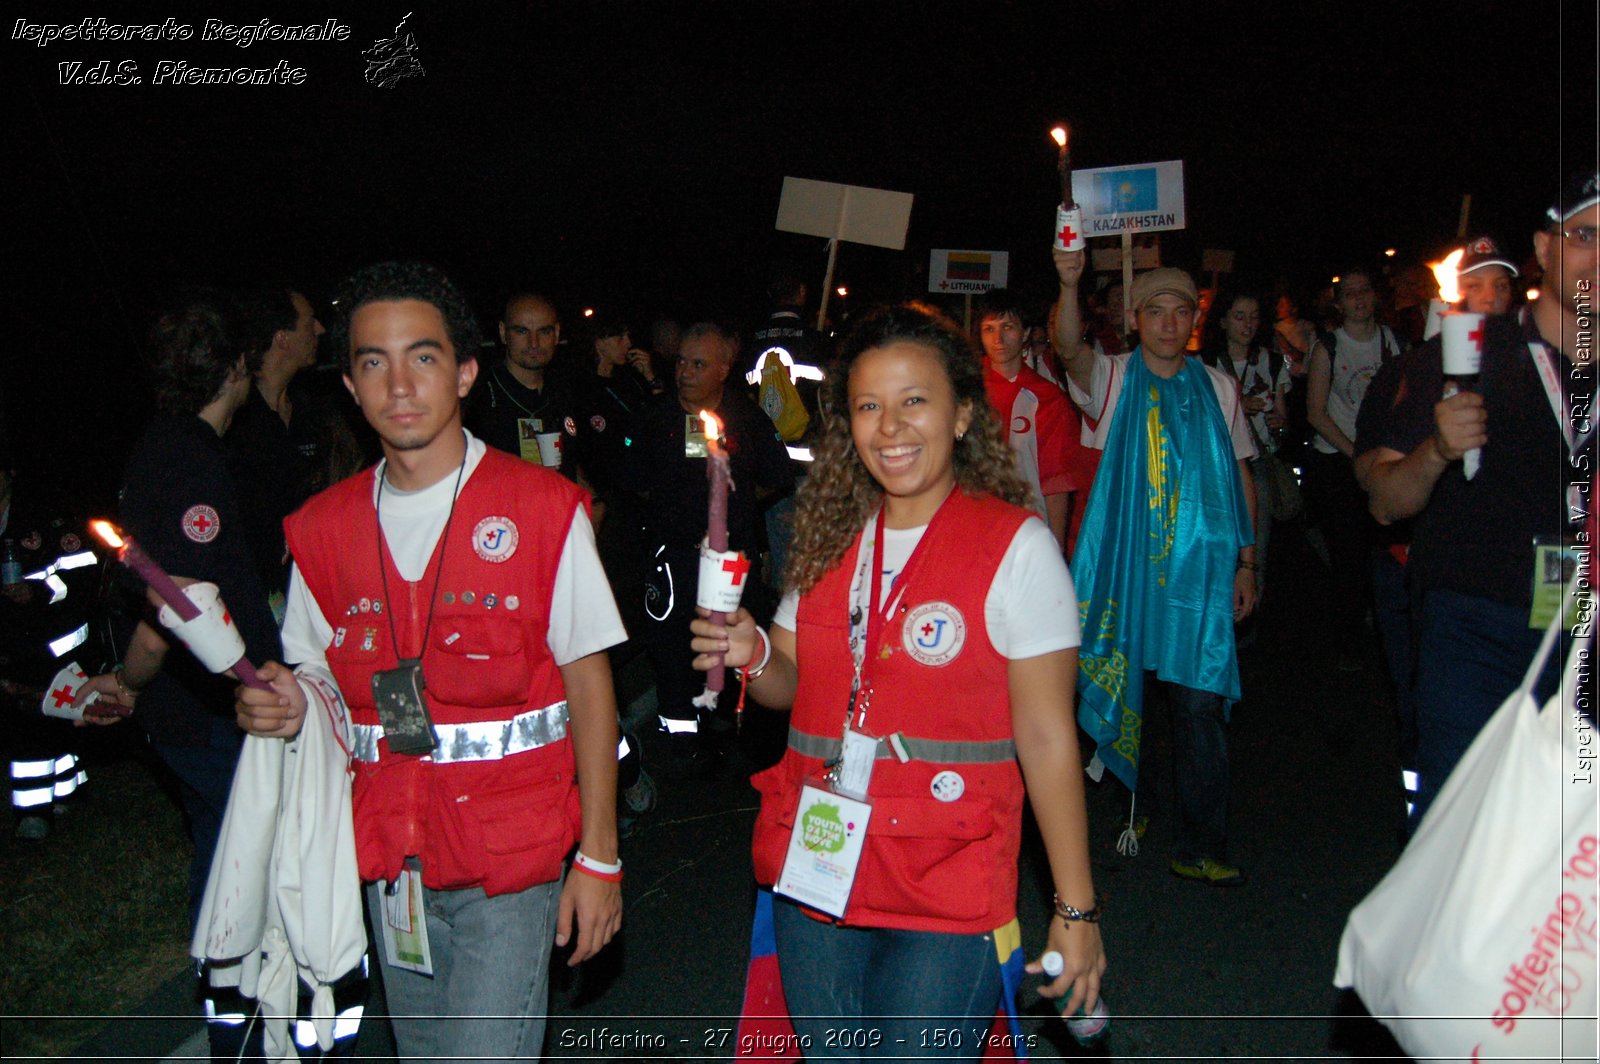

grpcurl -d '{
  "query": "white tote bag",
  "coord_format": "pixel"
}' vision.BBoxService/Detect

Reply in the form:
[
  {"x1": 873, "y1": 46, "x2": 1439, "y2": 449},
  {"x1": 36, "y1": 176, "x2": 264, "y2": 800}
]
[{"x1": 1335, "y1": 606, "x2": 1598, "y2": 1063}]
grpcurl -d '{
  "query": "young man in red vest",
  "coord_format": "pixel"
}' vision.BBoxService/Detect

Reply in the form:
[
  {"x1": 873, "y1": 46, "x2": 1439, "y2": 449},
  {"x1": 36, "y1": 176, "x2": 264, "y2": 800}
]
[{"x1": 237, "y1": 261, "x2": 624, "y2": 1058}]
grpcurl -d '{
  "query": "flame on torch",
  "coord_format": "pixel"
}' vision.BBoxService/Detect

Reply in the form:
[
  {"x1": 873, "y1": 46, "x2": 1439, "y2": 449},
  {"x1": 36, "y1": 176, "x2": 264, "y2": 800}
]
[
  {"x1": 1430, "y1": 249, "x2": 1466, "y2": 304},
  {"x1": 1050, "y1": 126, "x2": 1068, "y2": 149},
  {"x1": 90, "y1": 520, "x2": 125, "y2": 550},
  {"x1": 699, "y1": 410, "x2": 722, "y2": 445}
]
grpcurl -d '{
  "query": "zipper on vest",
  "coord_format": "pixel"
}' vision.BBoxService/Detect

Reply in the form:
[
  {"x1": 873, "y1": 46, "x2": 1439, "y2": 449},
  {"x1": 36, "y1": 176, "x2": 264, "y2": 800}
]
[{"x1": 405, "y1": 577, "x2": 423, "y2": 856}]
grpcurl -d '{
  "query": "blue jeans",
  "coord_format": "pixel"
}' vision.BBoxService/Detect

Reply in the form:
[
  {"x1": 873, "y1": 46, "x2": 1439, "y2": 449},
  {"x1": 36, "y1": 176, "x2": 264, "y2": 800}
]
[
  {"x1": 1370, "y1": 553, "x2": 1417, "y2": 769},
  {"x1": 150, "y1": 715, "x2": 244, "y2": 925},
  {"x1": 1165, "y1": 680, "x2": 1231, "y2": 862},
  {"x1": 367, "y1": 873, "x2": 562, "y2": 1063},
  {"x1": 1411, "y1": 589, "x2": 1556, "y2": 828},
  {"x1": 771, "y1": 897, "x2": 1003, "y2": 1061}
]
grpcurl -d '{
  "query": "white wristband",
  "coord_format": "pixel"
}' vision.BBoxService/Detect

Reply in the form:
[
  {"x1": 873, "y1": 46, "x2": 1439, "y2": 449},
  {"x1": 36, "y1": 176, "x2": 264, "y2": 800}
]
[
  {"x1": 743, "y1": 626, "x2": 773, "y2": 680},
  {"x1": 574, "y1": 850, "x2": 623, "y2": 876}
]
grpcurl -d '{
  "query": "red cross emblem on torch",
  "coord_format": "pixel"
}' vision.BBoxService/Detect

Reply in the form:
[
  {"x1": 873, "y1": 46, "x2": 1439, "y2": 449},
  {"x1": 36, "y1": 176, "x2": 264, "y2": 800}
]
[{"x1": 721, "y1": 554, "x2": 750, "y2": 587}]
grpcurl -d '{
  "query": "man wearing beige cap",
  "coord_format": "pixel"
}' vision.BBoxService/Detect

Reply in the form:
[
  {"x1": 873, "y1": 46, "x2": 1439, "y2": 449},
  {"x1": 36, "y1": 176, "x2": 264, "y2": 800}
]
[{"x1": 1052, "y1": 252, "x2": 1258, "y2": 885}]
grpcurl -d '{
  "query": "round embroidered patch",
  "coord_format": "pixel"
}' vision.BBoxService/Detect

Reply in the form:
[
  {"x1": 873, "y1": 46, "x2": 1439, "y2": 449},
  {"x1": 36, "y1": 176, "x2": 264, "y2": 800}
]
[
  {"x1": 182, "y1": 504, "x2": 221, "y2": 543},
  {"x1": 901, "y1": 601, "x2": 966, "y2": 667},
  {"x1": 472, "y1": 516, "x2": 519, "y2": 563},
  {"x1": 930, "y1": 770, "x2": 965, "y2": 803},
  {"x1": 21, "y1": 531, "x2": 42, "y2": 551},
  {"x1": 590, "y1": 414, "x2": 606, "y2": 432},
  {"x1": 59, "y1": 533, "x2": 81, "y2": 552},
  {"x1": 563, "y1": 416, "x2": 578, "y2": 436}
]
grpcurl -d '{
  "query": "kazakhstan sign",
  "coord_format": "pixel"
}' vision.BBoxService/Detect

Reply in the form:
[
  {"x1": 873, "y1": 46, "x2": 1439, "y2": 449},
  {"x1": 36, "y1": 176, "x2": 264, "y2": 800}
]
[{"x1": 1070, "y1": 160, "x2": 1186, "y2": 235}]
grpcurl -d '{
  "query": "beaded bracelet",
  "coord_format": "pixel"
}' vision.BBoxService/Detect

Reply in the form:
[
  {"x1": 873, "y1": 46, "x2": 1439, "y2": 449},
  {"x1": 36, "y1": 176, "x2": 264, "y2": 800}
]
[
  {"x1": 1052, "y1": 893, "x2": 1104, "y2": 923},
  {"x1": 573, "y1": 850, "x2": 623, "y2": 883}
]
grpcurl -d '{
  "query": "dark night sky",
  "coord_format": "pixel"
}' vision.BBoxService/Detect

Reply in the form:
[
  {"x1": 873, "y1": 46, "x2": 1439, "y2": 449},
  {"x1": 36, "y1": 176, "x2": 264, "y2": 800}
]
[{"x1": 4, "y1": 0, "x2": 1594, "y2": 501}]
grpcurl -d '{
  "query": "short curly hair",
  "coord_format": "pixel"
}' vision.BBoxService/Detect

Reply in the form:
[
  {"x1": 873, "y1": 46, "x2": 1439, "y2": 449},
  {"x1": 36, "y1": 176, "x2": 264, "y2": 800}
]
[
  {"x1": 330, "y1": 262, "x2": 481, "y2": 368},
  {"x1": 147, "y1": 291, "x2": 241, "y2": 416}
]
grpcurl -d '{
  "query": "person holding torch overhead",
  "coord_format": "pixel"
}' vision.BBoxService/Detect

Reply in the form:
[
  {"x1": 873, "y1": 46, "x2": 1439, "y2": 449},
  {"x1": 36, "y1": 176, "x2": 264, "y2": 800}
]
[{"x1": 692, "y1": 304, "x2": 1104, "y2": 1056}]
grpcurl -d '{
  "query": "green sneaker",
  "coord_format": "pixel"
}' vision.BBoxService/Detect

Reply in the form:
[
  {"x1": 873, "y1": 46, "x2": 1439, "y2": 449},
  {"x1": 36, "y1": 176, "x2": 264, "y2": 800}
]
[{"x1": 1170, "y1": 857, "x2": 1246, "y2": 886}]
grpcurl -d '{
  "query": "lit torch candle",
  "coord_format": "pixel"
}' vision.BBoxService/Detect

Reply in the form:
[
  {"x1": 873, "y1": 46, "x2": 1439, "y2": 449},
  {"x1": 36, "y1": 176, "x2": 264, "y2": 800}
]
[
  {"x1": 1051, "y1": 125, "x2": 1085, "y2": 253},
  {"x1": 90, "y1": 520, "x2": 271, "y2": 689},
  {"x1": 701, "y1": 412, "x2": 731, "y2": 692},
  {"x1": 1426, "y1": 254, "x2": 1486, "y2": 480},
  {"x1": 1423, "y1": 249, "x2": 1465, "y2": 341},
  {"x1": 1052, "y1": 125, "x2": 1074, "y2": 208}
]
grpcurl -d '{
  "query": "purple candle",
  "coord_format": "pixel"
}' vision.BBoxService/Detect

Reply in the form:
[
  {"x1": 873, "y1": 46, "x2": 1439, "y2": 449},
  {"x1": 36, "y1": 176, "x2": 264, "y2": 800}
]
[
  {"x1": 700, "y1": 413, "x2": 731, "y2": 692},
  {"x1": 91, "y1": 520, "x2": 270, "y2": 690}
]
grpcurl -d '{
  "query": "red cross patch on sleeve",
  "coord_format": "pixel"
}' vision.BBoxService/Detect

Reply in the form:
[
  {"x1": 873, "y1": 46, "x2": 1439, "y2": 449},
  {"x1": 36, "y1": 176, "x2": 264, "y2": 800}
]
[{"x1": 182, "y1": 504, "x2": 221, "y2": 543}]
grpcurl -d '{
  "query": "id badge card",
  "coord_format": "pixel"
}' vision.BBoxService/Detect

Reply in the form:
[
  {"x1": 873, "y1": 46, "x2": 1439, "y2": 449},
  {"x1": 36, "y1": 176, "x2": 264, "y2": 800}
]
[
  {"x1": 381, "y1": 867, "x2": 434, "y2": 976},
  {"x1": 773, "y1": 781, "x2": 872, "y2": 919},
  {"x1": 833, "y1": 727, "x2": 878, "y2": 801},
  {"x1": 372, "y1": 658, "x2": 438, "y2": 756},
  {"x1": 1529, "y1": 534, "x2": 1583, "y2": 629},
  {"x1": 684, "y1": 415, "x2": 709, "y2": 458},
  {"x1": 517, "y1": 417, "x2": 545, "y2": 464}
]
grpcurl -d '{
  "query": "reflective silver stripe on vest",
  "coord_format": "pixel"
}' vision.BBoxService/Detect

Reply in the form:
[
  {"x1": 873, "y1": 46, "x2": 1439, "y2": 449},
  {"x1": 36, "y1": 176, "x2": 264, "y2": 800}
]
[
  {"x1": 351, "y1": 701, "x2": 569, "y2": 764},
  {"x1": 786, "y1": 726, "x2": 1016, "y2": 765}
]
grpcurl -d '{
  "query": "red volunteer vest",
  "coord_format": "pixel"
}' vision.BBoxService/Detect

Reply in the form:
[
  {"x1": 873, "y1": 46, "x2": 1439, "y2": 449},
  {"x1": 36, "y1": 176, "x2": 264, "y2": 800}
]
[
  {"x1": 751, "y1": 489, "x2": 1031, "y2": 933},
  {"x1": 286, "y1": 447, "x2": 586, "y2": 896}
]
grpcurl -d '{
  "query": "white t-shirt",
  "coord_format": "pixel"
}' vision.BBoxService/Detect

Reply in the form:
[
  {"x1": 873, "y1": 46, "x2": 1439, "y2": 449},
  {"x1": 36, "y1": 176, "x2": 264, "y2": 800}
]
[
  {"x1": 281, "y1": 432, "x2": 627, "y2": 671},
  {"x1": 773, "y1": 515, "x2": 1080, "y2": 659},
  {"x1": 1067, "y1": 351, "x2": 1256, "y2": 460},
  {"x1": 1312, "y1": 326, "x2": 1393, "y2": 455},
  {"x1": 1224, "y1": 348, "x2": 1293, "y2": 451}
]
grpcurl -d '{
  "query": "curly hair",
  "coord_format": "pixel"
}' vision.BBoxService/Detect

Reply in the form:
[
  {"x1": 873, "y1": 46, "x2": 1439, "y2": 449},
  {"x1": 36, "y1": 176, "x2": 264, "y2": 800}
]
[
  {"x1": 331, "y1": 261, "x2": 481, "y2": 368},
  {"x1": 147, "y1": 291, "x2": 240, "y2": 416},
  {"x1": 783, "y1": 302, "x2": 1034, "y2": 595}
]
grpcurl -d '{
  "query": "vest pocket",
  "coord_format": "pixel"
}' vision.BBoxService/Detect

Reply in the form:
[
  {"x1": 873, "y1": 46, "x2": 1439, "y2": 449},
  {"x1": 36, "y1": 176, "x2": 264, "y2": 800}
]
[
  {"x1": 857, "y1": 794, "x2": 998, "y2": 923},
  {"x1": 426, "y1": 615, "x2": 531, "y2": 708},
  {"x1": 427, "y1": 763, "x2": 577, "y2": 894},
  {"x1": 750, "y1": 762, "x2": 799, "y2": 886}
]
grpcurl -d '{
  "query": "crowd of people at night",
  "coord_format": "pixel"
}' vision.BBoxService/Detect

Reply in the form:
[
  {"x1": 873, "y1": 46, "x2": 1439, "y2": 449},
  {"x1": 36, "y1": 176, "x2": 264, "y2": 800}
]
[{"x1": 0, "y1": 166, "x2": 1593, "y2": 1062}]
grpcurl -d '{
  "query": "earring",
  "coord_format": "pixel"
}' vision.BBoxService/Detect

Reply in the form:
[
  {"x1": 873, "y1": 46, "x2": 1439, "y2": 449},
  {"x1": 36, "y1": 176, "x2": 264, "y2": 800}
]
[{"x1": 956, "y1": 430, "x2": 965, "y2": 441}]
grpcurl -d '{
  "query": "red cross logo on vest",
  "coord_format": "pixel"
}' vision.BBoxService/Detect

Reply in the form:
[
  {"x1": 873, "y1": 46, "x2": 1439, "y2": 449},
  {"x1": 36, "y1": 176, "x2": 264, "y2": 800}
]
[
  {"x1": 51, "y1": 684, "x2": 76, "y2": 709},
  {"x1": 721, "y1": 554, "x2": 750, "y2": 587},
  {"x1": 182, "y1": 504, "x2": 221, "y2": 543},
  {"x1": 1058, "y1": 222, "x2": 1078, "y2": 245}
]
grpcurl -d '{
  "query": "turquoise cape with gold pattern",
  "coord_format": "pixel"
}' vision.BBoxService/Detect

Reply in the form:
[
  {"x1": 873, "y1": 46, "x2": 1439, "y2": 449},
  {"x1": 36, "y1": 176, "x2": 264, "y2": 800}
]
[{"x1": 1070, "y1": 350, "x2": 1253, "y2": 792}]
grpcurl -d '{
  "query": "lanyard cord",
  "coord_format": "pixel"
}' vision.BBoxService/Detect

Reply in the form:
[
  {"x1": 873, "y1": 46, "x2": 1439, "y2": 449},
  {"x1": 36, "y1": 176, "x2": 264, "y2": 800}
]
[
  {"x1": 374, "y1": 443, "x2": 467, "y2": 662},
  {"x1": 492, "y1": 365, "x2": 549, "y2": 419},
  {"x1": 846, "y1": 487, "x2": 958, "y2": 731}
]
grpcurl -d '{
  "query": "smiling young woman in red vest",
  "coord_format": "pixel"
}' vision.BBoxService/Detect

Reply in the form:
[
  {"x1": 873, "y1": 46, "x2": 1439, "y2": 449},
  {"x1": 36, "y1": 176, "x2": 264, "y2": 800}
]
[{"x1": 693, "y1": 304, "x2": 1105, "y2": 1059}]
